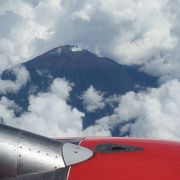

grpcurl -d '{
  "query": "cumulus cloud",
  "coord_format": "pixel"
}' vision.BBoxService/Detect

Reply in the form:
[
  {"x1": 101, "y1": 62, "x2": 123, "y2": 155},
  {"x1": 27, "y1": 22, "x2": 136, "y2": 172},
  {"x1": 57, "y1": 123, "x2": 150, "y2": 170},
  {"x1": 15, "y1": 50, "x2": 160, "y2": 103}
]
[
  {"x1": 0, "y1": 0, "x2": 180, "y2": 79},
  {"x1": 0, "y1": 78, "x2": 108, "y2": 137},
  {"x1": 0, "y1": 65, "x2": 30, "y2": 94},
  {"x1": 0, "y1": 0, "x2": 61, "y2": 71},
  {"x1": 93, "y1": 80, "x2": 180, "y2": 140},
  {"x1": 8, "y1": 78, "x2": 84, "y2": 137},
  {"x1": 81, "y1": 86, "x2": 105, "y2": 112},
  {"x1": 1, "y1": 73, "x2": 180, "y2": 140},
  {"x1": 1, "y1": 0, "x2": 180, "y2": 140},
  {"x1": 0, "y1": 97, "x2": 18, "y2": 121}
]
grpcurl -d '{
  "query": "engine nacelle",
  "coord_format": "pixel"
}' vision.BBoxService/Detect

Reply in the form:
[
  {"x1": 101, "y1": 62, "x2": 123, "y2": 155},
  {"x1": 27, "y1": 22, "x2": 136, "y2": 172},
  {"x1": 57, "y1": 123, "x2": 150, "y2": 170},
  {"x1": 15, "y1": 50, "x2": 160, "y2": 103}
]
[{"x1": 0, "y1": 125, "x2": 93, "y2": 178}]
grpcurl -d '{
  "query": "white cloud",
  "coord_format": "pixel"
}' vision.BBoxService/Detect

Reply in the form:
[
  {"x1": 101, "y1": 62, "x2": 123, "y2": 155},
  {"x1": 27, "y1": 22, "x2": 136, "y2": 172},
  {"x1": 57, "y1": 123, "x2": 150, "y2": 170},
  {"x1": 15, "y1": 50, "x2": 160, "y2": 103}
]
[
  {"x1": 0, "y1": 0, "x2": 61, "y2": 70},
  {"x1": 0, "y1": 65, "x2": 30, "y2": 94},
  {"x1": 0, "y1": 0, "x2": 179, "y2": 79},
  {"x1": 11, "y1": 78, "x2": 84, "y2": 137},
  {"x1": 72, "y1": 4, "x2": 94, "y2": 22},
  {"x1": 93, "y1": 80, "x2": 180, "y2": 140},
  {"x1": 1, "y1": 0, "x2": 180, "y2": 140},
  {"x1": 1, "y1": 74, "x2": 180, "y2": 140},
  {"x1": 0, "y1": 78, "x2": 109, "y2": 137},
  {"x1": 81, "y1": 86, "x2": 105, "y2": 112},
  {"x1": 0, "y1": 97, "x2": 17, "y2": 121}
]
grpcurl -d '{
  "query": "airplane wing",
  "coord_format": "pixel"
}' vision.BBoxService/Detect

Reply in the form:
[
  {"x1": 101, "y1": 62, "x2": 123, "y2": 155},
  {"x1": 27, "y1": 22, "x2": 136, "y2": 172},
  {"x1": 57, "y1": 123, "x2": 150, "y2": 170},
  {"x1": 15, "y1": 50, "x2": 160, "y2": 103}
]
[{"x1": 1, "y1": 124, "x2": 180, "y2": 180}]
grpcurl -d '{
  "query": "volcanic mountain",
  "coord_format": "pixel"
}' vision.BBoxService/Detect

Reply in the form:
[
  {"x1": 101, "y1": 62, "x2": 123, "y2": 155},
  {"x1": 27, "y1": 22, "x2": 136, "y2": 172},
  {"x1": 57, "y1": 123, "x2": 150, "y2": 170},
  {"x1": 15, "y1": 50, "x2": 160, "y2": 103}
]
[{"x1": 1, "y1": 45, "x2": 157, "y2": 130}]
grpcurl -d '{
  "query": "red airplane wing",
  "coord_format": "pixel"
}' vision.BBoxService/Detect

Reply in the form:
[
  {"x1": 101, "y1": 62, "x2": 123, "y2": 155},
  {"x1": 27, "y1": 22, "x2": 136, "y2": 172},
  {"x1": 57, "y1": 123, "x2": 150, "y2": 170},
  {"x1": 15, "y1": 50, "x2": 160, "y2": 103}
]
[
  {"x1": 70, "y1": 137, "x2": 180, "y2": 180},
  {"x1": 0, "y1": 125, "x2": 180, "y2": 180}
]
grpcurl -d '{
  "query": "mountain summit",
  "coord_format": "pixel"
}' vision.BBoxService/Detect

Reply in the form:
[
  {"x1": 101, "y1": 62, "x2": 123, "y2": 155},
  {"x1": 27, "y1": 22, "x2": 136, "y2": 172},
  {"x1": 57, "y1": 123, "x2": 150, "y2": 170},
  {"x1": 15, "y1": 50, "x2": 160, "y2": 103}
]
[
  {"x1": 2, "y1": 45, "x2": 157, "y2": 132},
  {"x1": 25, "y1": 45, "x2": 157, "y2": 94}
]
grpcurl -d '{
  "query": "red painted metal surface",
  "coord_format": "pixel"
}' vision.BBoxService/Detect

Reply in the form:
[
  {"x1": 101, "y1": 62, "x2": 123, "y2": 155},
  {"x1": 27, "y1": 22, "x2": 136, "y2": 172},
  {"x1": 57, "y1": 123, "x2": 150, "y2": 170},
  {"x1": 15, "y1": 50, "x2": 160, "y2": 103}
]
[{"x1": 69, "y1": 137, "x2": 180, "y2": 180}]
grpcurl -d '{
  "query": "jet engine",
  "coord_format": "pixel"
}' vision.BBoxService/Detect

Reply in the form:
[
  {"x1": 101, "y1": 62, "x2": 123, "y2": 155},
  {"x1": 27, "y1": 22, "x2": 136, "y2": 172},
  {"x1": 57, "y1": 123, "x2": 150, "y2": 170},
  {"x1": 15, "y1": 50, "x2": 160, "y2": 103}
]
[{"x1": 0, "y1": 125, "x2": 93, "y2": 179}]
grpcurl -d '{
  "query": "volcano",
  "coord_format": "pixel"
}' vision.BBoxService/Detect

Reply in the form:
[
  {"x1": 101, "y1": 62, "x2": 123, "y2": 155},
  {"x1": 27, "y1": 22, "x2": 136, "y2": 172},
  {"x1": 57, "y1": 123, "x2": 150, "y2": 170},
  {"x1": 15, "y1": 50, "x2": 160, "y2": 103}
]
[{"x1": 1, "y1": 45, "x2": 158, "y2": 131}]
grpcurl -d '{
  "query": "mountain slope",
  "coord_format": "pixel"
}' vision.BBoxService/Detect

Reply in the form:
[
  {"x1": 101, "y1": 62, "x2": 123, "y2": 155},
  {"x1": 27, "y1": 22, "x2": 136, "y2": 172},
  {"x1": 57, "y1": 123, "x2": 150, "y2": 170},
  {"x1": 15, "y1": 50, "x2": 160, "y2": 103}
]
[{"x1": 1, "y1": 45, "x2": 158, "y2": 130}]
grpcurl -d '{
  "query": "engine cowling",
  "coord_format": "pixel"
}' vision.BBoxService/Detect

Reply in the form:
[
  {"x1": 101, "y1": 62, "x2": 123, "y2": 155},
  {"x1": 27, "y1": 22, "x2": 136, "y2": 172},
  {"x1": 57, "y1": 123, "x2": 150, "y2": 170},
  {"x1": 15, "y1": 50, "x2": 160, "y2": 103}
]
[{"x1": 0, "y1": 125, "x2": 93, "y2": 179}]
